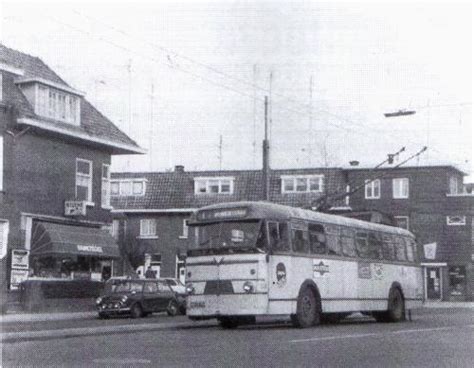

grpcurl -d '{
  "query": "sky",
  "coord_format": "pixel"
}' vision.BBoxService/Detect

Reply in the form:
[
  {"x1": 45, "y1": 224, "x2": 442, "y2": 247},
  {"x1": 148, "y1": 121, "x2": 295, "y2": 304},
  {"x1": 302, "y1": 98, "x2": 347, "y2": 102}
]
[{"x1": 0, "y1": 1, "x2": 472, "y2": 178}]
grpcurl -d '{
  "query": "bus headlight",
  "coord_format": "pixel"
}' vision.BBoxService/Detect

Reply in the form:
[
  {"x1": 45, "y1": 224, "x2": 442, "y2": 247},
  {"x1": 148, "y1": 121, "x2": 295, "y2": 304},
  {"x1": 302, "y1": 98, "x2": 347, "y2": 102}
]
[
  {"x1": 186, "y1": 284, "x2": 195, "y2": 294},
  {"x1": 243, "y1": 281, "x2": 254, "y2": 293}
]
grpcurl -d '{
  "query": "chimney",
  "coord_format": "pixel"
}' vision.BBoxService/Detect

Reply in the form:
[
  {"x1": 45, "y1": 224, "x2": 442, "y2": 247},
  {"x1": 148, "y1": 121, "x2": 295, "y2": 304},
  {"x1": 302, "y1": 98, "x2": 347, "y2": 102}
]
[{"x1": 174, "y1": 165, "x2": 185, "y2": 173}]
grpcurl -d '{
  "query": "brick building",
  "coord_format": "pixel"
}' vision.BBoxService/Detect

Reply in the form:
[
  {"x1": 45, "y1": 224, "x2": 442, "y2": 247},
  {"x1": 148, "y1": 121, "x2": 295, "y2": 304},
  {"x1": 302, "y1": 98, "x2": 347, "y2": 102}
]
[
  {"x1": 345, "y1": 166, "x2": 473, "y2": 301},
  {"x1": 0, "y1": 44, "x2": 143, "y2": 311},
  {"x1": 112, "y1": 164, "x2": 472, "y2": 301}
]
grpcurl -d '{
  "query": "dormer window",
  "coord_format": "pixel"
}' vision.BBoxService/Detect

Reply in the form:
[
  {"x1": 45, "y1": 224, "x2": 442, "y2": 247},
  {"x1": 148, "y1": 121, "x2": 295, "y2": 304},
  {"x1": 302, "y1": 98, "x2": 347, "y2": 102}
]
[
  {"x1": 194, "y1": 177, "x2": 234, "y2": 194},
  {"x1": 16, "y1": 78, "x2": 83, "y2": 126},
  {"x1": 281, "y1": 175, "x2": 324, "y2": 193},
  {"x1": 110, "y1": 179, "x2": 147, "y2": 196}
]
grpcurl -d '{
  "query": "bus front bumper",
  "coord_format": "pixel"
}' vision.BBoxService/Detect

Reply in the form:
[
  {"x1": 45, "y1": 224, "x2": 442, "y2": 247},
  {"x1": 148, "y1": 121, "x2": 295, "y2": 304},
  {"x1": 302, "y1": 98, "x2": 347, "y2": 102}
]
[{"x1": 186, "y1": 293, "x2": 268, "y2": 317}]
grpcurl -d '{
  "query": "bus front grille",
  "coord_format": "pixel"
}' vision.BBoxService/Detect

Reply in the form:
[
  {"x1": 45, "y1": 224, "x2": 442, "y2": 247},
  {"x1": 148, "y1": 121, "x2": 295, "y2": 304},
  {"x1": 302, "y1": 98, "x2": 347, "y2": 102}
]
[{"x1": 204, "y1": 280, "x2": 234, "y2": 295}]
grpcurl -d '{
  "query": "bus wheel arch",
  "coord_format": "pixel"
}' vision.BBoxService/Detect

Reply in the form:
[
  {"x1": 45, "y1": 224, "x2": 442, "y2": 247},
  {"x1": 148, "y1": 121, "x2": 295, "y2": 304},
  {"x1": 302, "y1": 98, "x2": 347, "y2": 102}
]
[{"x1": 291, "y1": 280, "x2": 322, "y2": 328}]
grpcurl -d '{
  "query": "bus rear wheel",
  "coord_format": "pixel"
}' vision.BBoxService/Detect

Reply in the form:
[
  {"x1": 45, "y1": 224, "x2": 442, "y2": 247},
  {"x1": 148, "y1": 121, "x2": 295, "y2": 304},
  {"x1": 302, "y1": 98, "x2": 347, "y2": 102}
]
[
  {"x1": 291, "y1": 287, "x2": 321, "y2": 328},
  {"x1": 374, "y1": 287, "x2": 405, "y2": 323}
]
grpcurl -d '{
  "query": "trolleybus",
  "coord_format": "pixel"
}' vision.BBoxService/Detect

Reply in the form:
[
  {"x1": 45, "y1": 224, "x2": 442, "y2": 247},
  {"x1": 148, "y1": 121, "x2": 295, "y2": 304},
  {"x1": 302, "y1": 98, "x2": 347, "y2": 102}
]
[{"x1": 185, "y1": 201, "x2": 423, "y2": 328}]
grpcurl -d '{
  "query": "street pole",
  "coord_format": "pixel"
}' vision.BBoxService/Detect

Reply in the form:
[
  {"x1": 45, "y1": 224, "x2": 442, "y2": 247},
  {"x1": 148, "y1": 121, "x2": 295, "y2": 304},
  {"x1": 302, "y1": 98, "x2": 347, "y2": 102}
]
[{"x1": 262, "y1": 96, "x2": 270, "y2": 201}]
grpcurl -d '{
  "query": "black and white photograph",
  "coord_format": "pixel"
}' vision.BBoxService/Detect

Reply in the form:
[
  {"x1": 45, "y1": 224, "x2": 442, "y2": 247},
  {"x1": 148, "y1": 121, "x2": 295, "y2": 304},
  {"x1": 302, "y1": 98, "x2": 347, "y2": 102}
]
[{"x1": 0, "y1": 0, "x2": 472, "y2": 366}]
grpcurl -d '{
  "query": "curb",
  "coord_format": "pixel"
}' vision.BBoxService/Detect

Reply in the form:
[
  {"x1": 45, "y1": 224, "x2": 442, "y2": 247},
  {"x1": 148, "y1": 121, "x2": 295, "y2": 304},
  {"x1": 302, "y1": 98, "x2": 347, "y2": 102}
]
[{"x1": 1, "y1": 319, "x2": 217, "y2": 343}]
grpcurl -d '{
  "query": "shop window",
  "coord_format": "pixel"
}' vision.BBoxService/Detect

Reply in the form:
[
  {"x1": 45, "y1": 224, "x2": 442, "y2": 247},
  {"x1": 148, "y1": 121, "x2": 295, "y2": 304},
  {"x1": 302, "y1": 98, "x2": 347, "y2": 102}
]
[
  {"x1": 140, "y1": 219, "x2": 157, "y2": 238},
  {"x1": 449, "y1": 266, "x2": 466, "y2": 297},
  {"x1": 76, "y1": 158, "x2": 92, "y2": 203},
  {"x1": 393, "y1": 178, "x2": 409, "y2": 199}
]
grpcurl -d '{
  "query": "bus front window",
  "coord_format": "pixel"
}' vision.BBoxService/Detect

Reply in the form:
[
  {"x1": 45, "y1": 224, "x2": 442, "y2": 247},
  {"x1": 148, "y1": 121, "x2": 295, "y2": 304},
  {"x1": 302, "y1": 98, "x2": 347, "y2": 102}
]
[{"x1": 197, "y1": 221, "x2": 264, "y2": 251}]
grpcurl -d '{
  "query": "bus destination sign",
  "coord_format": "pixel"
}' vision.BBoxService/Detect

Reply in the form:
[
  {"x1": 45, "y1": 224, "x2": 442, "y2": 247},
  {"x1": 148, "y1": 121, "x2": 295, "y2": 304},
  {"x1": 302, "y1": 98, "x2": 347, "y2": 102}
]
[{"x1": 198, "y1": 208, "x2": 248, "y2": 221}]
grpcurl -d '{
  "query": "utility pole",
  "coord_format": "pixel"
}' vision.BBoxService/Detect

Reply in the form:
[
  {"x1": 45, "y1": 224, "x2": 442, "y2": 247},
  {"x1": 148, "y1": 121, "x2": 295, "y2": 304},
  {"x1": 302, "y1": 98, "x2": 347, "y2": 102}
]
[
  {"x1": 218, "y1": 135, "x2": 223, "y2": 171},
  {"x1": 262, "y1": 96, "x2": 270, "y2": 201},
  {"x1": 149, "y1": 82, "x2": 154, "y2": 171}
]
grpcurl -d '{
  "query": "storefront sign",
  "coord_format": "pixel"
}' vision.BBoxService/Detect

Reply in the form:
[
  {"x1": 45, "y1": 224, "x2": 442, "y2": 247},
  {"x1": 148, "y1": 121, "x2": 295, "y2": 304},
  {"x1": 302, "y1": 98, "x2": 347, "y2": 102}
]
[
  {"x1": 77, "y1": 245, "x2": 103, "y2": 253},
  {"x1": 423, "y1": 242, "x2": 437, "y2": 260},
  {"x1": 65, "y1": 201, "x2": 86, "y2": 216},
  {"x1": 10, "y1": 269, "x2": 29, "y2": 290},
  {"x1": 11, "y1": 249, "x2": 29, "y2": 269}
]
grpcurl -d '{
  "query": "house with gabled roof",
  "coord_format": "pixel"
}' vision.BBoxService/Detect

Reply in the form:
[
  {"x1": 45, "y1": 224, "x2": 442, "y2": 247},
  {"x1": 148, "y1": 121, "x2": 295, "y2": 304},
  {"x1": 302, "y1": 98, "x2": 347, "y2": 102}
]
[{"x1": 0, "y1": 44, "x2": 144, "y2": 312}]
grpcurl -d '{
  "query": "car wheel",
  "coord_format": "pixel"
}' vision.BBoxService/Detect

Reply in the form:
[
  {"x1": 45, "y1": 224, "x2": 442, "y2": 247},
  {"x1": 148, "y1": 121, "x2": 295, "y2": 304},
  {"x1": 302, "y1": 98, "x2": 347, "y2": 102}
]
[
  {"x1": 167, "y1": 300, "x2": 179, "y2": 316},
  {"x1": 292, "y1": 287, "x2": 320, "y2": 328},
  {"x1": 98, "y1": 312, "x2": 109, "y2": 319},
  {"x1": 130, "y1": 303, "x2": 143, "y2": 319}
]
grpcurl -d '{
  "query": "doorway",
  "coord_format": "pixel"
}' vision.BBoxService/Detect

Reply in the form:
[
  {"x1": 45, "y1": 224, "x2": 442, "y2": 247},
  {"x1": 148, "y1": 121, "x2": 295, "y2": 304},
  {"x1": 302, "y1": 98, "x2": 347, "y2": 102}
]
[{"x1": 425, "y1": 267, "x2": 442, "y2": 300}]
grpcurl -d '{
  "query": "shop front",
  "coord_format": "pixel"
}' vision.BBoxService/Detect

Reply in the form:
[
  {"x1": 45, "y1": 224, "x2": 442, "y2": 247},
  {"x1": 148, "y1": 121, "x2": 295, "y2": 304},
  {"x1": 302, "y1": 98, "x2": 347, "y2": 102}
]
[
  {"x1": 18, "y1": 220, "x2": 121, "y2": 312},
  {"x1": 422, "y1": 263, "x2": 446, "y2": 301}
]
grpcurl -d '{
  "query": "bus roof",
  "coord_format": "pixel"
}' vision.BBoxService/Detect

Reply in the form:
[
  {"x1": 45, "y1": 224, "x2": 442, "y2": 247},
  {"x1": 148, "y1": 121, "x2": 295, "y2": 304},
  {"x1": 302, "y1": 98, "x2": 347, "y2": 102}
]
[{"x1": 190, "y1": 201, "x2": 414, "y2": 238}]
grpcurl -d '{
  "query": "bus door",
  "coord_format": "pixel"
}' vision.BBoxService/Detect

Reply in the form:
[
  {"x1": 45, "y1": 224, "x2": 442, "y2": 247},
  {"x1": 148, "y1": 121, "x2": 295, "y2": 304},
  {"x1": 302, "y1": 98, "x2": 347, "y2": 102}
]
[{"x1": 267, "y1": 221, "x2": 293, "y2": 307}]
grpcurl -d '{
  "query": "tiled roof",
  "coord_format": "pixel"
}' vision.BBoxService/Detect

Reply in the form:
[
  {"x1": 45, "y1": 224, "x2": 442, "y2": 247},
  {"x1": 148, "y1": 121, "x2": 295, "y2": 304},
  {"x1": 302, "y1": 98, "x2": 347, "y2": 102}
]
[
  {"x1": 0, "y1": 44, "x2": 142, "y2": 154},
  {"x1": 111, "y1": 168, "x2": 345, "y2": 211}
]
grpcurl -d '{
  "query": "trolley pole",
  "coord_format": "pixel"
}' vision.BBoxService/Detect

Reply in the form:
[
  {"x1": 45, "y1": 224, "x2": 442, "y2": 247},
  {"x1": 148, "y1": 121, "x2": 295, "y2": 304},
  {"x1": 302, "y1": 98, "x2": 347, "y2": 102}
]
[{"x1": 262, "y1": 96, "x2": 270, "y2": 201}]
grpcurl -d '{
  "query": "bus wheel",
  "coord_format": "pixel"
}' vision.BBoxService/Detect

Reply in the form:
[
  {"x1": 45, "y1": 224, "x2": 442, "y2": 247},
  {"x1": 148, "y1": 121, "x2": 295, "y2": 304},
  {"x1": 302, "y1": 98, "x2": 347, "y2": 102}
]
[
  {"x1": 218, "y1": 316, "x2": 240, "y2": 329},
  {"x1": 292, "y1": 287, "x2": 320, "y2": 328},
  {"x1": 386, "y1": 287, "x2": 405, "y2": 322}
]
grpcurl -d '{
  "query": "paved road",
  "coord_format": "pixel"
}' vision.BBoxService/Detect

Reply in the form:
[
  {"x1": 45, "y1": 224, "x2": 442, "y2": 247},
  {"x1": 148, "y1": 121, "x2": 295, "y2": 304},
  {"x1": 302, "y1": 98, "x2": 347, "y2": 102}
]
[{"x1": 2, "y1": 309, "x2": 473, "y2": 367}]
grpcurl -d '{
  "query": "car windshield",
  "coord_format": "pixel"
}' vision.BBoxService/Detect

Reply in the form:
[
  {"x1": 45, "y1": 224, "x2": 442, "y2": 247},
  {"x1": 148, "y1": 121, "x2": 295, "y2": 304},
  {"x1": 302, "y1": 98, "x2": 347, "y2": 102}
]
[
  {"x1": 107, "y1": 280, "x2": 143, "y2": 293},
  {"x1": 196, "y1": 220, "x2": 265, "y2": 251}
]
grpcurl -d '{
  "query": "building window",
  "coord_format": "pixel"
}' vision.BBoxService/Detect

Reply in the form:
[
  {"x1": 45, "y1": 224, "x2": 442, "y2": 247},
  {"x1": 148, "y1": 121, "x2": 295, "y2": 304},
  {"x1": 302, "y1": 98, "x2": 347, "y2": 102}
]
[
  {"x1": 281, "y1": 175, "x2": 324, "y2": 193},
  {"x1": 447, "y1": 216, "x2": 466, "y2": 226},
  {"x1": 365, "y1": 179, "x2": 380, "y2": 199},
  {"x1": 101, "y1": 164, "x2": 111, "y2": 208},
  {"x1": 76, "y1": 159, "x2": 92, "y2": 203},
  {"x1": 180, "y1": 219, "x2": 189, "y2": 239},
  {"x1": 194, "y1": 177, "x2": 234, "y2": 194},
  {"x1": 0, "y1": 136, "x2": 3, "y2": 191},
  {"x1": 110, "y1": 180, "x2": 146, "y2": 196},
  {"x1": 448, "y1": 176, "x2": 461, "y2": 195},
  {"x1": 0, "y1": 73, "x2": 3, "y2": 101},
  {"x1": 394, "y1": 216, "x2": 409, "y2": 230},
  {"x1": 140, "y1": 219, "x2": 157, "y2": 238},
  {"x1": 36, "y1": 84, "x2": 80, "y2": 125},
  {"x1": 393, "y1": 178, "x2": 409, "y2": 199}
]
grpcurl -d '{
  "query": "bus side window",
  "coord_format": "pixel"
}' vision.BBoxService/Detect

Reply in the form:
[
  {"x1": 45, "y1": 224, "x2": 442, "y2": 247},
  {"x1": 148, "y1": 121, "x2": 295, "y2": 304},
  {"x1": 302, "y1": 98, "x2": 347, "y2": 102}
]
[
  {"x1": 326, "y1": 225, "x2": 342, "y2": 256},
  {"x1": 341, "y1": 228, "x2": 357, "y2": 257},
  {"x1": 309, "y1": 224, "x2": 326, "y2": 254},
  {"x1": 394, "y1": 236, "x2": 407, "y2": 261},
  {"x1": 268, "y1": 221, "x2": 290, "y2": 252},
  {"x1": 292, "y1": 229, "x2": 309, "y2": 254},
  {"x1": 382, "y1": 234, "x2": 395, "y2": 261},
  {"x1": 355, "y1": 231, "x2": 369, "y2": 258},
  {"x1": 405, "y1": 238, "x2": 415, "y2": 262},
  {"x1": 256, "y1": 222, "x2": 268, "y2": 250},
  {"x1": 368, "y1": 232, "x2": 383, "y2": 259}
]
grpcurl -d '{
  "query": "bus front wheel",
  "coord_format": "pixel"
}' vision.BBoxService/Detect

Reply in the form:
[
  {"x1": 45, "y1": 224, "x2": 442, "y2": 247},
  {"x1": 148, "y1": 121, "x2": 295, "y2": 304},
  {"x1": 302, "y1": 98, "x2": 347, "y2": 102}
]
[{"x1": 291, "y1": 287, "x2": 321, "y2": 328}]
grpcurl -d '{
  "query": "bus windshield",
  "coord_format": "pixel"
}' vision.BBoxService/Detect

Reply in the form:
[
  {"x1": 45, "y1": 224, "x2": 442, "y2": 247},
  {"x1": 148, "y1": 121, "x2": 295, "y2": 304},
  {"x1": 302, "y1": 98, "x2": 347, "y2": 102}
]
[{"x1": 196, "y1": 220, "x2": 265, "y2": 251}]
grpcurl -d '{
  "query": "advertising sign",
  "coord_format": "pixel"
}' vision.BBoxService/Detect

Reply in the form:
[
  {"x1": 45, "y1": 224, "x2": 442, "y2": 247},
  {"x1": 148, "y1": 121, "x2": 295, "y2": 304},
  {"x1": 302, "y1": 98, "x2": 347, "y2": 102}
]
[
  {"x1": 11, "y1": 249, "x2": 30, "y2": 269},
  {"x1": 64, "y1": 201, "x2": 86, "y2": 216},
  {"x1": 10, "y1": 269, "x2": 29, "y2": 290},
  {"x1": 423, "y1": 242, "x2": 437, "y2": 260},
  {"x1": 358, "y1": 262, "x2": 371, "y2": 279},
  {"x1": 313, "y1": 260, "x2": 330, "y2": 278}
]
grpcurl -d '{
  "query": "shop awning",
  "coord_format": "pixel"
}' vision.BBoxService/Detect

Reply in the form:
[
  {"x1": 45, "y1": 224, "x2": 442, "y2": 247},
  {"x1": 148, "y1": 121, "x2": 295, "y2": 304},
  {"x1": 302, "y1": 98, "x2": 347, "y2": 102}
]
[{"x1": 30, "y1": 221, "x2": 121, "y2": 259}]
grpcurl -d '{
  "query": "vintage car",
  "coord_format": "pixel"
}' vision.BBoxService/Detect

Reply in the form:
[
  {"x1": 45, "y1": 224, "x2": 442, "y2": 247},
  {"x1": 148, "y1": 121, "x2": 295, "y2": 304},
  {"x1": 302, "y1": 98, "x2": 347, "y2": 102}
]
[
  {"x1": 160, "y1": 278, "x2": 187, "y2": 295},
  {"x1": 96, "y1": 278, "x2": 186, "y2": 319}
]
